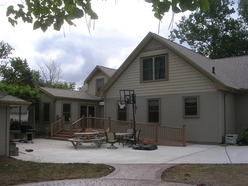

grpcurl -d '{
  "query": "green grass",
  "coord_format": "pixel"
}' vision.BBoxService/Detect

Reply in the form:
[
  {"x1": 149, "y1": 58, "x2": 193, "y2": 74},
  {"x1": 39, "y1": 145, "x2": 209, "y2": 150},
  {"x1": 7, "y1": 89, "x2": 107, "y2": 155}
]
[{"x1": 0, "y1": 156, "x2": 114, "y2": 186}]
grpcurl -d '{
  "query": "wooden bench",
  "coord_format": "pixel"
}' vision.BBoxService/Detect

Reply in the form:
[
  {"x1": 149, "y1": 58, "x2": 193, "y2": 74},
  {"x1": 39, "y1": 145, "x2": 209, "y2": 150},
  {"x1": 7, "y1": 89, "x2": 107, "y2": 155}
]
[{"x1": 68, "y1": 137, "x2": 105, "y2": 149}]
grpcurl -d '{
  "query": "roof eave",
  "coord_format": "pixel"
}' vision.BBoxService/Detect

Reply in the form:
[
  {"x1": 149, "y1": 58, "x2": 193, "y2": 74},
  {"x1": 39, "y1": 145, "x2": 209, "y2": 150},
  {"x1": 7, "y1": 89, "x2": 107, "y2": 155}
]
[{"x1": 0, "y1": 100, "x2": 32, "y2": 106}]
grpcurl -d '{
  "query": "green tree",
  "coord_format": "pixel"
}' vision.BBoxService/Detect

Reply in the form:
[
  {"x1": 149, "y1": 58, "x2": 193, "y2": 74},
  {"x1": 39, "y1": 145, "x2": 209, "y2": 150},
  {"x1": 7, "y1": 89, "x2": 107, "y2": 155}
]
[
  {"x1": 0, "y1": 83, "x2": 40, "y2": 104},
  {"x1": 51, "y1": 81, "x2": 76, "y2": 90},
  {"x1": 169, "y1": 0, "x2": 248, "y2": 59},
  {"x1": 6, "y1": 0, "x2": 210, "y2": 32},
  {"x1": 0, "y1": 57, "x2": 40, "y2": 88},
  {"x1": 0, "y1": 41, "x2": 13, "y2": 59},
  {"x1": 238, "y1": 0, "x2": 248, "y2": 24}
]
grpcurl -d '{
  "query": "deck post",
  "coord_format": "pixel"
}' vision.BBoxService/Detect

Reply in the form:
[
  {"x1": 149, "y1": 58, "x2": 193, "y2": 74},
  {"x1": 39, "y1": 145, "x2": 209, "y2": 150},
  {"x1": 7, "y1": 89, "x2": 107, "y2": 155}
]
[
  {"x1": 155, "y1": 124, "x2": 158, "y2": 142},
  {"x1": 89, "y1": 115, "x2": 91, "y2": 128},
  {"x1": 70, "y1": 120, "x2": 73, "y2": 137},
  {"x1": 182, "y1": 125, "x2": 186, "y2": 146}
]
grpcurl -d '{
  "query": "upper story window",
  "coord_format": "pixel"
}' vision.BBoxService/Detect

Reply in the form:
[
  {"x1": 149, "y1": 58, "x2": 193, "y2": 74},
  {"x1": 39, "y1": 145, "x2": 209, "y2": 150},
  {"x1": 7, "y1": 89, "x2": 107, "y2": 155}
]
[
  {"x1": 96, "y1": 78, "x2": 104, "y2": 93},
  {"x1": 141, "y1": 55, "x2": 168, "y2": 82},
  {"x1": 183, "y1": 96, "x2": 199, "y2": 118}
]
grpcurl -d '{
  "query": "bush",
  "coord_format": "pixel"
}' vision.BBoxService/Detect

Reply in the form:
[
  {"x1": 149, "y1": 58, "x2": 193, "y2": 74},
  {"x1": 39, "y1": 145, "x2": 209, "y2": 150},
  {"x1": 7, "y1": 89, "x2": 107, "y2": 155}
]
[
  {"x1": 10, "y1": 120, "x2": 28, "y2": 130},
  {"x1": 239, "y1": 128, "x2": 248, "y2": 145}
]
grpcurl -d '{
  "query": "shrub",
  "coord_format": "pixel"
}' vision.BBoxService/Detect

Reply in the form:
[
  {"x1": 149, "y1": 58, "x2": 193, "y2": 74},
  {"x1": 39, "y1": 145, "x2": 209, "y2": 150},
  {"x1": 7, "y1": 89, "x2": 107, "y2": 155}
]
[
  {"x1": 239, "y1": 128, "x2": 248, "y2": 145},
  {"x1": 10, "y1": 120, "x2": 28, "y2": 130}
]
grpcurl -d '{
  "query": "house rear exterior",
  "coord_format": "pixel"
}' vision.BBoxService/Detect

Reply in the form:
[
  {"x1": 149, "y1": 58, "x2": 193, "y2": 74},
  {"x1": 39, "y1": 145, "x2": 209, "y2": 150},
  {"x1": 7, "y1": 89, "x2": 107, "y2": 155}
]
[
  {"x1": 35, "y1": 66, "x2": 116, "y2": 132},
  {"x1": 99, "y1": 32, "x2": 248, "y2": 144}
]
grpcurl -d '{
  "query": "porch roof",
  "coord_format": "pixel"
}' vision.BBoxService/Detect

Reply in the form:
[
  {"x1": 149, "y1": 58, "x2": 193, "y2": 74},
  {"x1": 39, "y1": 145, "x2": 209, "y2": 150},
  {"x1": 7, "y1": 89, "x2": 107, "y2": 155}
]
[
  {"x1": 40, "y1": 87, "x2": 101, "y2": 101},
  {"x1": 0, "y1": 91, "x2": 31, "y2": 106}
]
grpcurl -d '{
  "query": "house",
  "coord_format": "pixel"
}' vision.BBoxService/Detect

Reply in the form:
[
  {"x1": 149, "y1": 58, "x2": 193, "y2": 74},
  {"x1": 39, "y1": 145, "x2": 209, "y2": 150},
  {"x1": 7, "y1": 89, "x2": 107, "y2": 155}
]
[
  {"x1": 35, "y1": 66, "x2": 116, "y2": 132},
  {"x1": 0, "y1": 91, "x2": 31, "y2": 156},
  {"x1": 98, "y1": 32, "x2": 248, "y2": 144}
]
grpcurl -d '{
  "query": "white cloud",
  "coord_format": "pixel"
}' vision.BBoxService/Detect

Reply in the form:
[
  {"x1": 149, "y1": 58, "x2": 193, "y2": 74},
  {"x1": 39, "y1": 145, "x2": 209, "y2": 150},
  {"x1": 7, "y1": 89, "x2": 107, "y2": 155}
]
[{"x1": 0, "y1": 0, "x2": 187, "y2": 87}]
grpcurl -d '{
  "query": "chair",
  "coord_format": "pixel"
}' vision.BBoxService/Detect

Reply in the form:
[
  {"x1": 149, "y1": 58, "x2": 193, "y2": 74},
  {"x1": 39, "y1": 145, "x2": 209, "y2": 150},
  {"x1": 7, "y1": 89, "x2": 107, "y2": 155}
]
[
  {"x1": 105, "y1": 132, "x2": 118, "y2": 149},
  {"x1": 126, "y1": 130, "x2": 141, "y2": 146},
  {"x1": 122, "y1": 128, "x2": 134, "y2": 147}
]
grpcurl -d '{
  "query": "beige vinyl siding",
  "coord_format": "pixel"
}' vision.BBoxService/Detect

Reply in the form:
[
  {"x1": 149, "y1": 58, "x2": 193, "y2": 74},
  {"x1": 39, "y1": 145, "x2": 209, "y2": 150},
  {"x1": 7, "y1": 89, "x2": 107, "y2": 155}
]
[
  {"x1": 105, "y1": 91, "x2": 224, "y2": 143},
  {"x1": 235, "y1": 92, "x2": 248, "y2": 137},
  {"x1": 0, "y1": 106, "x2": 7, "y2": 156},
  {"x1": 88, "y1": 71, "x2": 109, "y2": 95},
  {"x1": 225, "y1": 93, "x2": 235, "y2": 134},
  {"x1": 106, "y1": 47, "x2": 216, "y2": 98}
]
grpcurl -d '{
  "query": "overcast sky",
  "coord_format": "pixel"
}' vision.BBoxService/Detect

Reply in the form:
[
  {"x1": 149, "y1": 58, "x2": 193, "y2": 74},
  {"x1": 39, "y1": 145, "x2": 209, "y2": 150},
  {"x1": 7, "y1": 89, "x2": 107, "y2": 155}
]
[{"x1": 0, "y1": 0, "x2": 187, "y2": 88}]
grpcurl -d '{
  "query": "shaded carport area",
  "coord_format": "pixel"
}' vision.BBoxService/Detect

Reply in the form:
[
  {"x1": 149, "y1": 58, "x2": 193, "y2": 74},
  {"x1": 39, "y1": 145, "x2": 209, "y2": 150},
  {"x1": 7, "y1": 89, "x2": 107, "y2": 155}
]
[{"x1": 0, "y1": 90, "x2": 31, "y2": 156}]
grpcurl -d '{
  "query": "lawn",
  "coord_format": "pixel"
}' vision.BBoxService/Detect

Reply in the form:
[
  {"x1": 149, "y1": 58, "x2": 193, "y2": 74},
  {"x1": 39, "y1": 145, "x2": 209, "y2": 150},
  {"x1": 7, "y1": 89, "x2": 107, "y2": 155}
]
[
  {"x1": 1, "y1": 156, "x2": 248, "y2": 186},
  {"x1": 0, "y1": 156, "x2": 114, "y2": 186}
]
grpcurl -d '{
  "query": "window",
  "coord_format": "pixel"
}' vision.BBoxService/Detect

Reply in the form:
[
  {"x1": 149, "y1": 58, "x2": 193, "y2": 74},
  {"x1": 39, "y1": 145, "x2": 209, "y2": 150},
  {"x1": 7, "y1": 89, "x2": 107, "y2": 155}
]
[
  {"x1": 117, "y1": 101, "x2": 127, "y2": 121},
  {"x1": 96, "y1": 78, "x2": 104, "y2": 93},
  {"x1": 80, "y1": 105, "x2": 95, "y2": 117},
  {"x1": 183, "y1": 96, "x2": 199, "y2": 117},
  {"x1": 63, "y1": 103, "x2": 71, "y2": 121},
  {"x1": 147, "y1": 99, "x2": 160, "y2": 123},
  {"x1": 142, "y1": 55, "x2": 167, "y2": 82},
  {"x1": 43, "y1": 103, "x2": 50, "y2": 122}
]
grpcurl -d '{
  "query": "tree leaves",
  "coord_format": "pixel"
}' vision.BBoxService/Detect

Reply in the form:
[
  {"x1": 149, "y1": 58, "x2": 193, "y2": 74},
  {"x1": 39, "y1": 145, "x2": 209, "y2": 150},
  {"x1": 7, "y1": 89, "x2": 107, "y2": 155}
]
[
  {"x1": 6, "y1": 0, "x2": 209, "y2": 32},
  {"x1": 6, "y1": 0, "x2": 97, "y2": 32},
  {"x1": 147, "y1": 0, "x2": 210, "y2": 20},
  {"x1": 169, "y1": 0, "x2": 248, "y2": 59}
]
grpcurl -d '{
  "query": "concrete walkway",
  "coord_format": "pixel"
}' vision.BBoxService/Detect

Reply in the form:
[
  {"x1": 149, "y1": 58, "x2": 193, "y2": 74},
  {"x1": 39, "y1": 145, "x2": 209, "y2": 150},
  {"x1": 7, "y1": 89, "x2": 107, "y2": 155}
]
[{"x1": 13, "y1": 139, "x2": 248, "y2": 186}]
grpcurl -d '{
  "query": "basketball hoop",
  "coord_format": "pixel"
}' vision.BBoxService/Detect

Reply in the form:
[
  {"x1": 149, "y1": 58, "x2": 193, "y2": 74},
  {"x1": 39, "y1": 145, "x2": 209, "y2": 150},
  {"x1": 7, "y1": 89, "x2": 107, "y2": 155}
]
[
  {"x1": 118, "y1": 101, "x2": 126, "y2": 109},
  {"x1": 119, "y1": 89, "x2": 137, "y2": 145}
]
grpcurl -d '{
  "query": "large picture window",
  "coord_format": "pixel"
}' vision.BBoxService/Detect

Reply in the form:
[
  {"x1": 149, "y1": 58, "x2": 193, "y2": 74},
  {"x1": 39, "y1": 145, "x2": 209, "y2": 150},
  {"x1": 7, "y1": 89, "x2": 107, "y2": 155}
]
[
  {"x1": 183, "y1": 96, "x2": 199, "y2": 117},
  {"x1": 142, "y1": 55, "x2": 167, "y2": 82},
  {"x1": 63, "y1": 103, "x2": 71, "y2": 121},
  {"x1": 147, "y1": 99, "x2": 160, "y2": 123}
]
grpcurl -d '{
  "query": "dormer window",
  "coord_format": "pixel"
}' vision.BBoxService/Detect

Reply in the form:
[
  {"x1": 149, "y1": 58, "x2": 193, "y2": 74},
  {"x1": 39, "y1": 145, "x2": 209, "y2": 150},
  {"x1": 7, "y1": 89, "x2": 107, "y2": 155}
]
[
  {"x1": 96, "y1": 78, "x2": 104, "y2": 93},
  {"x1": 141, "y1": 54, "x2": 168, "y2": 82}
]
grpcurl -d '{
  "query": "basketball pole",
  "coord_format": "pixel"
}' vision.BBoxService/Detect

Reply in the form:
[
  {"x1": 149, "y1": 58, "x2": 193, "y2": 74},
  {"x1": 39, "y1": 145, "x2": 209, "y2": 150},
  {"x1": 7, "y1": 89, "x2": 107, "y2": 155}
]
[
  {"x1": 132, "y1": 93, "x2": 136, "y2": 145},
  {"x1": 119, "y1": 90, "x2": 137, "y2": 145}
]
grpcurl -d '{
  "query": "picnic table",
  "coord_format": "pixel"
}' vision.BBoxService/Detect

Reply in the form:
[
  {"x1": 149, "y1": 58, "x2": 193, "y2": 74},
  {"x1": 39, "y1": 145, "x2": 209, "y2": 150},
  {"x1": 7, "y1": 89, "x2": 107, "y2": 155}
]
[{"x1": 68, "y1": 131, "x2": 105, "y2": 149}]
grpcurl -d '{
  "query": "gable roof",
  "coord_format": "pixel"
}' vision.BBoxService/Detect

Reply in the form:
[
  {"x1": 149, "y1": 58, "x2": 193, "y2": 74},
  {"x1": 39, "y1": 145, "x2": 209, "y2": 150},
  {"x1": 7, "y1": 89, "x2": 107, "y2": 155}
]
[
  {"x1": 0, "y1": 91, "x2": 31, "y2": 106},
  {"x1": 40, "y1": 87, "x2": 101, "y2": 101},
  {"x1": 84, "y1": 65, "x2": 116, "y2": 84},
  {"x1": 99, "y1": 32, "x2": 248, "y2": 96}
]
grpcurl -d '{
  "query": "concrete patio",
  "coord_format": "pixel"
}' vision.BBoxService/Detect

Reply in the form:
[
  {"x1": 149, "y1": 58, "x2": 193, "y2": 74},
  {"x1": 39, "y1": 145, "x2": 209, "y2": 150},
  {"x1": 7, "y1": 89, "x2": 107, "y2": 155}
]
[{"x1": 12, "y1": 139, "x2": 248, "y2": 186}]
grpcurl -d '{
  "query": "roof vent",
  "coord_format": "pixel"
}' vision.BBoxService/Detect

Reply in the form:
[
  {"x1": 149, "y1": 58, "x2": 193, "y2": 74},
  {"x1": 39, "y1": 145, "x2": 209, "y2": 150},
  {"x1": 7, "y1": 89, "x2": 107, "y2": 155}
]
[{"x1": 212, "y1": 67, "x2": 215, "y2": 74}]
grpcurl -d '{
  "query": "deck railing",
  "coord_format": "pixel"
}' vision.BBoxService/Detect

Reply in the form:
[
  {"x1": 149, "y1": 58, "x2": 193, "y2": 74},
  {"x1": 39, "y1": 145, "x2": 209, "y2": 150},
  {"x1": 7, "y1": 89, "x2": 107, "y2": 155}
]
[
  {"x1": 66, "y1": 116, "x2": 186, "y2": 146},
  {"x1": 50, "y1": 116, "x2": 64, "y2": 137}
]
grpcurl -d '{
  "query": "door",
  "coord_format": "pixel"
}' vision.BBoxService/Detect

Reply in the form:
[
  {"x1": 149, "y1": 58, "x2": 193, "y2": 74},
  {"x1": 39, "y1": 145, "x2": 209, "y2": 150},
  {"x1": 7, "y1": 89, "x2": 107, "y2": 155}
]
[{"x1": 80, "y1": 105, "x2": 96, "y2": 128}]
